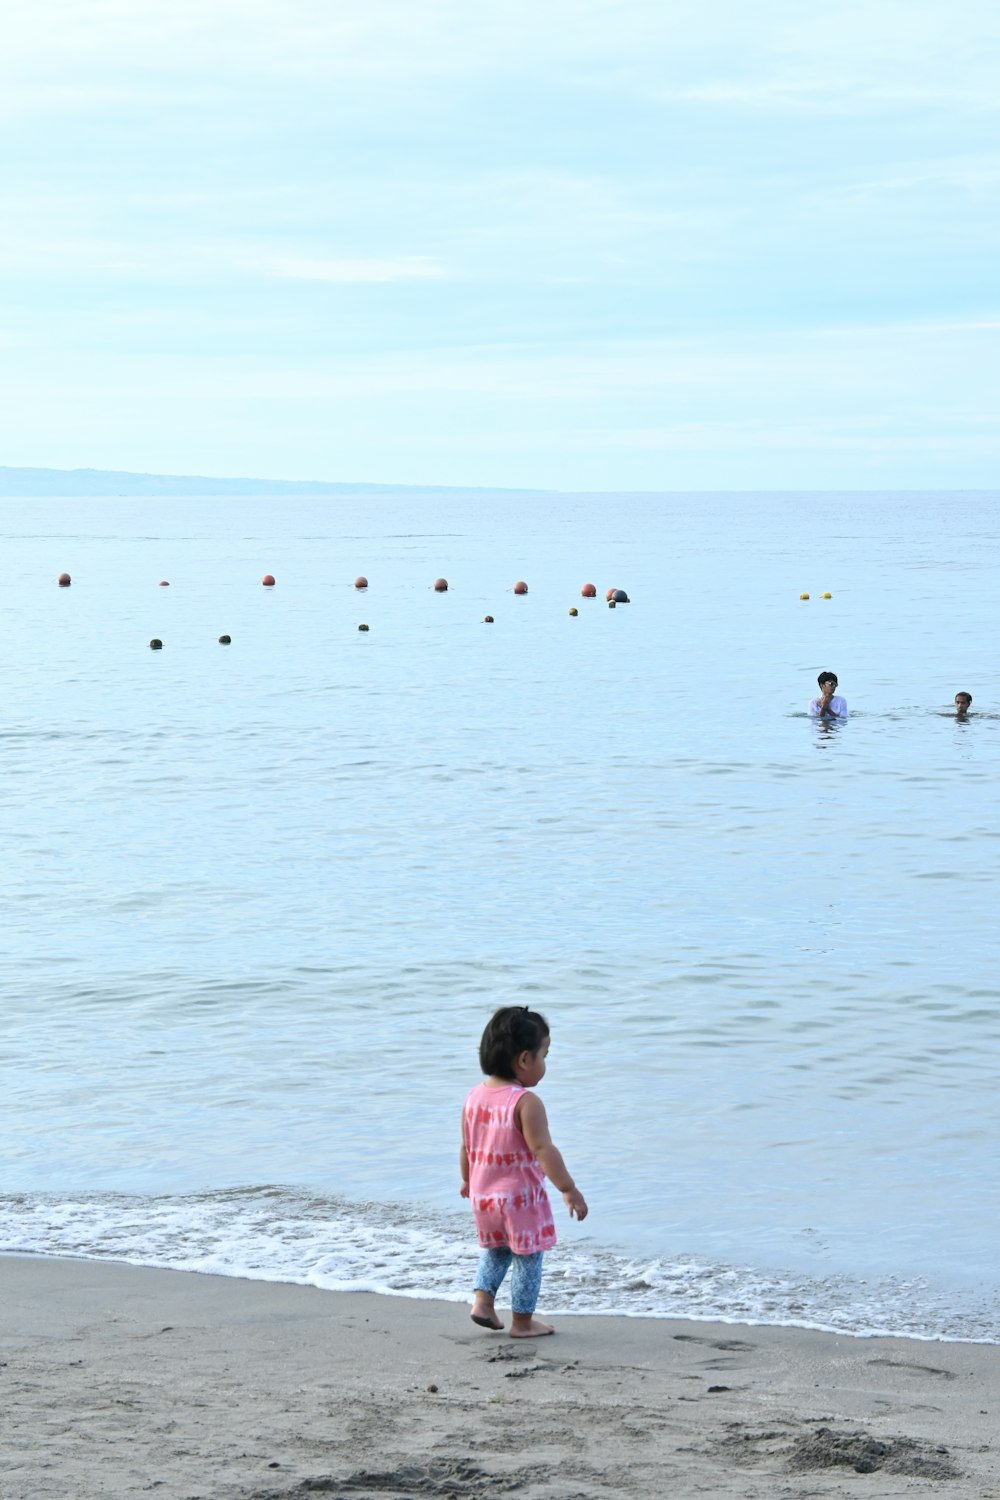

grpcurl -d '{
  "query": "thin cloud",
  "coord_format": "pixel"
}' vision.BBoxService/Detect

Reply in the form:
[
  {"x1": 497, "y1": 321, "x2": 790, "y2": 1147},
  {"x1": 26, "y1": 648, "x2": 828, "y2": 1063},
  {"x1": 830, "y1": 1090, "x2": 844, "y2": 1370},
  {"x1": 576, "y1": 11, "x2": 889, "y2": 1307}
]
[
  {"x1": 0, "y1": 235, "x2": 449, "y2": 287},
  {"x1": 591, "y1": 420, "x2": 1000, "y2": 455},
  {"x1": 267, "y1": 255, "x2": 447, "y2": 284},
  {"x1": 667, "y1": 79, "x2": 1000, "y2": 115},
  {"x1": 803, "y1": 161, "x2": 1000, "y2": 207}
]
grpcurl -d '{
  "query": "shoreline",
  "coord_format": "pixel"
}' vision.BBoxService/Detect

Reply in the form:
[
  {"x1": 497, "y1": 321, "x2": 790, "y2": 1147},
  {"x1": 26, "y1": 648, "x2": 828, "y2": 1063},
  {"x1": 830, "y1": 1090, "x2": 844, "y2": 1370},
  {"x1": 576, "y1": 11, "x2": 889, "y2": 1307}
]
[
  {"x1": 3, "y1": 1246, "x2": 996, "y2": 1347},
  {"x1": 4, "y1": 1234, "x2": 994, "y2": 1346},
  {"x1": 4, "y1": 1255, "x2": 998, "y2": 1498}
]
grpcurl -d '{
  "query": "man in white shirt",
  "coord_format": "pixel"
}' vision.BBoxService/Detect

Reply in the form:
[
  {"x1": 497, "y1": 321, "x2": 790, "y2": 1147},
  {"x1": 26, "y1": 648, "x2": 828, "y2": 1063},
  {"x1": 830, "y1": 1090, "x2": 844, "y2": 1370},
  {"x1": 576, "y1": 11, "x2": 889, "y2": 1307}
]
[{"x1": 809, "y1": 671, "x2": 848, "y2": 719}]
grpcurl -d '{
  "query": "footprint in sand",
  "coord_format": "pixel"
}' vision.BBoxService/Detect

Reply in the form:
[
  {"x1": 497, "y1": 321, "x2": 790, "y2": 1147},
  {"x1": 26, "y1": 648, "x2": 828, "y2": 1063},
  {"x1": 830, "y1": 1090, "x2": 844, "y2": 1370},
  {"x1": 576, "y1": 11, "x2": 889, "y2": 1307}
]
[
  {"x1": 673, "y1": 1335, "x2": 756, "y2": 1352},
  {"x1": 867, "y1": 1358, "x2": 959, "y2": 1381}
]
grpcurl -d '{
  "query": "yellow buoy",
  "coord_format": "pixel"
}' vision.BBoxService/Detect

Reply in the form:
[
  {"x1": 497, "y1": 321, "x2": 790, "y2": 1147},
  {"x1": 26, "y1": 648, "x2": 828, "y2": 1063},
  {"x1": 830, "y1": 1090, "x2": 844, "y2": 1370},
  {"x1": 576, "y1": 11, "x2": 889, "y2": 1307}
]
[
  {"x1": 799, "y1": 592, "x2": 810, "y2": 600},
  {"x1": 569, "y1": 607, "x2": 578, "y2": 616},
  {"x1": 821, "y1": 592, "x2": 832, "y2": 599}
]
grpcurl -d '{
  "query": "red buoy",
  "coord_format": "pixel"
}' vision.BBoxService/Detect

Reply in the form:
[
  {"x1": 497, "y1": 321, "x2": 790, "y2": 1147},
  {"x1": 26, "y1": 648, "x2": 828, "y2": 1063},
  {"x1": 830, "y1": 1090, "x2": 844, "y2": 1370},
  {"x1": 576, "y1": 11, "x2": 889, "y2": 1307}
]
[
  {"x1": 581, "y1": 583, "x2": 597, "y2": 597},
  {"x1": 354, "y1": 576, "x2": 368, "y2": 590},
  {"x1": 158, "y1": 580, "x2": 170, "y2": 587},
  {"x1": 57, "y1": 572, "x2": 72, "y2": 587},
  {"x1": 605, "y1": 587, "x2": 616, "y2": 601},
  {"x1": 261, "y1": 574, "x2": 276, "y2": 587},
  {"x1": 513, "y1": 580, "x2": 528, "y2": 595},
  {"x1": 433, "y1": 577, "x2": 448, "y2": 592}
]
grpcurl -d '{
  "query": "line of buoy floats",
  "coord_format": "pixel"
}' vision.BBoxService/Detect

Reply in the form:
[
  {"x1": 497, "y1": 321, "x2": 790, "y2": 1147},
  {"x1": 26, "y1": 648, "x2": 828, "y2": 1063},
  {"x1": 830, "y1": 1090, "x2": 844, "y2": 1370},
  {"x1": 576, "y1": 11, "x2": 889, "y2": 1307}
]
[
  {"x1": 56, "y1": 570, "x2": 832, "y2": 652},
  {"x1": 58, "y1": 572, "x2": 629, "y2": 601},
  {"x1": 53, "y1": 571, "x2": 646, "y2": 648}
]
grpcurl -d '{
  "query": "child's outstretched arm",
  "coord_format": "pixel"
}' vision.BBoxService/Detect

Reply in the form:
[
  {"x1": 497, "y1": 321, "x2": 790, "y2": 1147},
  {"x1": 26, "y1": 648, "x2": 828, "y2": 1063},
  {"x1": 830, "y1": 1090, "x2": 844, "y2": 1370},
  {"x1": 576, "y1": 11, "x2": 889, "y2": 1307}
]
[
  {"x1": 518, "y1": 1093, "x2": 588, "y2": 1221},
  {"x1": 459, "y1": 1110, "x2": 470, "y2": 1198}
]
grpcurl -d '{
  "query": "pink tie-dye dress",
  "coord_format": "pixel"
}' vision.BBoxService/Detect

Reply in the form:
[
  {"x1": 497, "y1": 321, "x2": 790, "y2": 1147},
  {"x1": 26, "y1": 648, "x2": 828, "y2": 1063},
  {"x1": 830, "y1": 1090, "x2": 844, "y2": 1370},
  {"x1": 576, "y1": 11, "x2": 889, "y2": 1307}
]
[{"x1": 463, "y1": 1082, "x2": 557, "y2": 1255}]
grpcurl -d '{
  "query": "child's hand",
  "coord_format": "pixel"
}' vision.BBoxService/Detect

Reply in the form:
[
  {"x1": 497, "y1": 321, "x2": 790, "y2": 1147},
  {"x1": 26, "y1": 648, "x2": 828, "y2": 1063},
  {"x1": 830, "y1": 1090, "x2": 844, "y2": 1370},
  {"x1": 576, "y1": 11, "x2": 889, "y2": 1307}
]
[
  {"x1": 459, "y1": 1181, "x2": 470, "y2": 1198},
  {"x1": 563, "y1": 1186, "x2": 588, "y2": 1221}
]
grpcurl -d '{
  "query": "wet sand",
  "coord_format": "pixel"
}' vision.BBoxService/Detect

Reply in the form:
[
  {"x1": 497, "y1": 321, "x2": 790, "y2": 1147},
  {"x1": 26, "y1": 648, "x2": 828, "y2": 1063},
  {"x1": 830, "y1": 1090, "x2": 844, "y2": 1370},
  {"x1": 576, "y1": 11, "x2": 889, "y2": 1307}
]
[{"x1": 3, "y1": 1255, "x2": 998, "y2": 1498}]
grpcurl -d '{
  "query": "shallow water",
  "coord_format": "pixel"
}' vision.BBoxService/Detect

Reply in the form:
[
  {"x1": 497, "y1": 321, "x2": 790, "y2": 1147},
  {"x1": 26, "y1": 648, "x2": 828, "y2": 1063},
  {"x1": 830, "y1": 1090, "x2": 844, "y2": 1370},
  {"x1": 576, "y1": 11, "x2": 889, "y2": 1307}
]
[{"x1": 2, "y1": 490, "x2": 998, "y2": 1339}]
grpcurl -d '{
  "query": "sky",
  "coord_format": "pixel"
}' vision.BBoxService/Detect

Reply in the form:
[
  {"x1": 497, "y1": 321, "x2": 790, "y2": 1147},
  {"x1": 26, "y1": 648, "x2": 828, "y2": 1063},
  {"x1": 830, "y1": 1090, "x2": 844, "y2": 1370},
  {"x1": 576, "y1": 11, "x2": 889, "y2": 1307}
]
[{"x1": 1, "y1": 0, "x2": 999, "y2": 491}]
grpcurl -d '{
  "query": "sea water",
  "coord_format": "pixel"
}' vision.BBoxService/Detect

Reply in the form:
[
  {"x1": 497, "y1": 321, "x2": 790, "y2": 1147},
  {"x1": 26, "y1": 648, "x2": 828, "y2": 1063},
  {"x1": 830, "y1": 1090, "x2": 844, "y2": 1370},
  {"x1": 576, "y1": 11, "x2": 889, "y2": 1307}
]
[{"x1": 1, "y1": 489, "x2": 998, "y2": 1341}]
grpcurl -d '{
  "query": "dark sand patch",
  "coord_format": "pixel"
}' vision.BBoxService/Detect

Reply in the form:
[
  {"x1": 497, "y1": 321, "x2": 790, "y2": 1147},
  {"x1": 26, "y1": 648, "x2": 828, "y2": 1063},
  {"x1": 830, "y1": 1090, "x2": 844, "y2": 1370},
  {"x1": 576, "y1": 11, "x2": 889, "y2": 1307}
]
[{"x1": 719, "y1": 1422, "x2": 962, "y2": 1479}]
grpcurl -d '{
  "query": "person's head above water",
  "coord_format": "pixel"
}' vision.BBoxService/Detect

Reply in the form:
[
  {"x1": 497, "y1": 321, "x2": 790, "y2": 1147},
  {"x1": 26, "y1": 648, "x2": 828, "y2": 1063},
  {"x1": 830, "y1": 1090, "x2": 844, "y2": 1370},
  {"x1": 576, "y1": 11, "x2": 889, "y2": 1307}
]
[
  {"x1": 817, "y1": 671, "x2": 838, "y2": 690},
  {"x1": 955, "y1": 691, "x2": 972, "y2": 717},
  {"x1": 479, "y1": 1005, "x2": 550, "y2": 1080}
]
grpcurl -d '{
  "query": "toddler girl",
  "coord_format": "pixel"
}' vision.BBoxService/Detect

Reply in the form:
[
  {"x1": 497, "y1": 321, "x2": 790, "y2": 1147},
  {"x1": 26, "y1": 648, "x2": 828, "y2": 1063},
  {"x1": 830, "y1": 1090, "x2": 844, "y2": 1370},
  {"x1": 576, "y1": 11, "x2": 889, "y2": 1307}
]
[{"x1": 460, "y1": 1005, "x2": 587, "y2": 1337}]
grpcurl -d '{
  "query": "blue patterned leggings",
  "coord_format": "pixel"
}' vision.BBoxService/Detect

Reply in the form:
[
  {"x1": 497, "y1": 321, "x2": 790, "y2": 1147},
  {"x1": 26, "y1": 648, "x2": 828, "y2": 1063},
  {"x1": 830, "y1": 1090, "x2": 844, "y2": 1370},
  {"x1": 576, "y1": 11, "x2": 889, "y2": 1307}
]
[{"x1": 474, "y1": 1247, "x2": 544, "y2": 1315}]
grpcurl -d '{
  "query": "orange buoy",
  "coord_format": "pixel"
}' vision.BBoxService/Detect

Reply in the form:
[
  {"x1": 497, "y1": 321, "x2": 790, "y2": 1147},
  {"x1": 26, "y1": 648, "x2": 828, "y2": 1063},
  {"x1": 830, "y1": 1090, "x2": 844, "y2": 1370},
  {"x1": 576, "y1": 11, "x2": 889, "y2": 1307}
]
[
  {"x1": 433, "y1": 577, "x2": 448, "y2": 592},
  {"x1": 261, "y1": 574, "x2": 276, "y2": 587},
  {"x1": 354, "y1": 576, "x2": 368, "y2": 590},
  {"x1": 605, "y1": 587, "x2": 616, "y2": 601},
  {"x1": 513, "y1": 580, "x2": 528, "y2": 595},
  {"x1": 581, "y1": 583, "x2": 597, "y2": 597},
  {"x1": 158, "y1": 580, "x2": 170, "y2": 587},
  {"x1": 57, "y1": 572, "x2": 71, "y2": 587}
]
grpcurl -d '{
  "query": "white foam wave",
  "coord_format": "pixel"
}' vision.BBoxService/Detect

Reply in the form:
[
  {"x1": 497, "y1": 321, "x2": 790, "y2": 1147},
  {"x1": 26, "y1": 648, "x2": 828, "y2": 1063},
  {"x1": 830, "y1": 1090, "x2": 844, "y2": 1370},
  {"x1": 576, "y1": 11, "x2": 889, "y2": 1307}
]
[{"x1": 2, "y1": 1187, "x2": 996, "y2": 1344}]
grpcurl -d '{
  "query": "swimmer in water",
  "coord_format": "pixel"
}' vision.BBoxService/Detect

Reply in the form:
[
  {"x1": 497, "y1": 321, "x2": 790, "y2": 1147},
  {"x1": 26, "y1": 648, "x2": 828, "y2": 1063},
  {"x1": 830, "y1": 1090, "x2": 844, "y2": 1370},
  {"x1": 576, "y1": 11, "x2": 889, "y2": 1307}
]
[
  {"x1": 954, "y1": 691, "x2": 972, "y2": 719},
  {"x1": 808, "y1": 672, "x2": 848, "y2": 719}
]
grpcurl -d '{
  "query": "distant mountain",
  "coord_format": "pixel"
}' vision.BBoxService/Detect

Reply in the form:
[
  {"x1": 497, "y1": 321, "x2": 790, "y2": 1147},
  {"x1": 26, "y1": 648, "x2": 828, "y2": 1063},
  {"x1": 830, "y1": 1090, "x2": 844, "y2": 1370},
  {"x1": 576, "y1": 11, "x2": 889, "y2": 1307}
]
[{"x1": 0, "y1": 466, "x2": 475, "y2": 497}]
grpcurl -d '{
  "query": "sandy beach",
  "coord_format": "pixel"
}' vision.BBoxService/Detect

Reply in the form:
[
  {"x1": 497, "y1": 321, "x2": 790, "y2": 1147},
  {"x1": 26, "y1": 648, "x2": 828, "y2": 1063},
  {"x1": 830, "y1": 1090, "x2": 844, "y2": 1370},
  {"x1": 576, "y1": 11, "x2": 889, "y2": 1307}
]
[{"x1": 2, "y1": 1256, "x2": 998, "y2": 1499}]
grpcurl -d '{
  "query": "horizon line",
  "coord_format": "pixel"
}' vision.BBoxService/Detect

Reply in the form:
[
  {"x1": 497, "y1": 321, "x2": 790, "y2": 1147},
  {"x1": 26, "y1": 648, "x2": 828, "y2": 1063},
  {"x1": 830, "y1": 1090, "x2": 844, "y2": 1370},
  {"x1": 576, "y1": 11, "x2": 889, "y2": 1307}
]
[{"x1": 1, "y1": 465, "x2": 998, "y2": 498}]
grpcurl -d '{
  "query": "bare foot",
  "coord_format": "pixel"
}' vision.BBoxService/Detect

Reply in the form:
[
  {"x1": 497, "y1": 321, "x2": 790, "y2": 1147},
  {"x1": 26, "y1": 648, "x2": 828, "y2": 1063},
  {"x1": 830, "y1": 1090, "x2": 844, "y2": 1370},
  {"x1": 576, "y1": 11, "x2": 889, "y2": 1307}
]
[
  {"x1": 470, "y1": 1294, "x2": 504, "y2": 1330},
  {"x1": 509, "y1": 1318, "x2": 554, "y2": 1338}
]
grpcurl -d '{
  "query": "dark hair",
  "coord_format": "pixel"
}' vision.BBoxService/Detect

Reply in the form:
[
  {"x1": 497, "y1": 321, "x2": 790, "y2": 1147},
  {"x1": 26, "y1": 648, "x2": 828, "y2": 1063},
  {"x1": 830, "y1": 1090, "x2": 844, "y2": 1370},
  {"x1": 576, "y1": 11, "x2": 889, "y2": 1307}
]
[
  {"x1": 479, "y1": 1006, "x2": 550, "y2": 1079},
  {"x1": 817, "y1": 671, "x2": 838, "y2": 687},
  {"x1": 955, "y1": 691, "x2": 972, "y2": 703}
]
